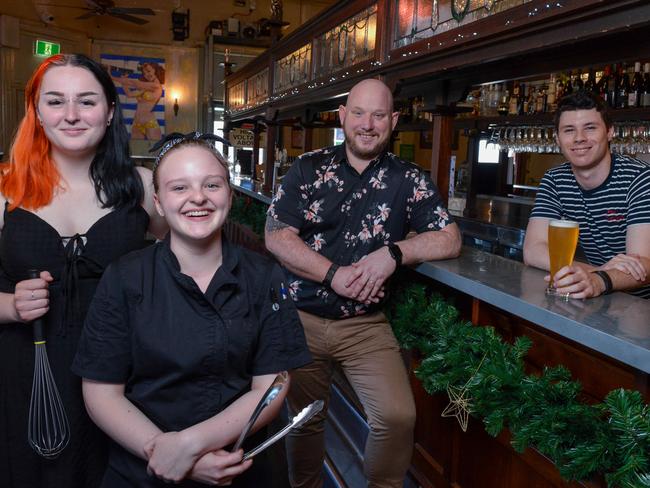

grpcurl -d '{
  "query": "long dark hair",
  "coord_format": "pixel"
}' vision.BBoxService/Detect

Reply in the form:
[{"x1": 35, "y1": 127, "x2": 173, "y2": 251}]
[
  {"x1": 67, "y1": 54, "x2": 144, "y2": 209},
  {"x1": 2, "y1": 54, "x2": 143, "y2": 210}
]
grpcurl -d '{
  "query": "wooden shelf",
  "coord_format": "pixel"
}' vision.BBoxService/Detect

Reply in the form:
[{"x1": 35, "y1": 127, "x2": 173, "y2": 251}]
[
  {"x1": 454, "y1": 107, "x2": 650, "y2": 131},
  {"x1": 304, "y1": 120, "x2": 340, "y2": 129},
  {"x1": 395, "y1": 122, "x2": 432, "y2": 132}
]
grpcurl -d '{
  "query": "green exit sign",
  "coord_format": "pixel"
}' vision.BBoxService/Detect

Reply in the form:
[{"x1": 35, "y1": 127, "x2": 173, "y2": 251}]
[{"x1": 34, "y1": 40, "x2": 61, "y2": 57}]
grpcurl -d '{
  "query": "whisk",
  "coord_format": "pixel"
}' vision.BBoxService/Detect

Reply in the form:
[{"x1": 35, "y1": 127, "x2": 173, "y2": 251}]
[{"x1": 27, "y1": 269, "x2": 70, "y2": 459}]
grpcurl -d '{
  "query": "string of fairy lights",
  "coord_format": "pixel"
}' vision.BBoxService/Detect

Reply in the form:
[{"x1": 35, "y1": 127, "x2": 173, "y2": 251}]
[{"x1": 226, "y1": 0, "x2": 566, "y2": 116}]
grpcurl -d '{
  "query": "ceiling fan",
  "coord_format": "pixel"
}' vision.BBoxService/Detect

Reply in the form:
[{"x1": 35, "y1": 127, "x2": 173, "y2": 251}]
[
  {"x1": 78, "y1": 0, "x2": 155, "y2": 24},
  {"x1": 40, "y1": 0, "x2": 156, "y2": 25}
]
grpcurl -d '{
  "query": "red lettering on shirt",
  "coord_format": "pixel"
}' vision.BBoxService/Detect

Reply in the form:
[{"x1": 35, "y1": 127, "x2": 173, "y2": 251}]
[{"x1": 606, "y1": 209, "x2": 625, "y2": 222}]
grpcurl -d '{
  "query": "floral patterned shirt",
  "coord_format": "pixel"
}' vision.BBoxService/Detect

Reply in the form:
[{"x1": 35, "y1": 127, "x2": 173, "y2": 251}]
[{"x1": 268, "y1": 143, "x2": 453, "y2": 319}]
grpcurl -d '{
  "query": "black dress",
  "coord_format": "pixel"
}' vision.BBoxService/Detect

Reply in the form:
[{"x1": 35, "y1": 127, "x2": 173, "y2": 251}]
[{"x1": 0, "y1": 205, "x2": 149, "y2": 488}]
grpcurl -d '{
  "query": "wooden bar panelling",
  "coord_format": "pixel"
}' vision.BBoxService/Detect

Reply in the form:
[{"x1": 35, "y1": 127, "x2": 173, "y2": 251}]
[
  {"x1": 405, "y1": 281, "x2": 638, "y2": 487},
  {"x1": 476, "y1": 302, "x2": 646, "y2": 402}
]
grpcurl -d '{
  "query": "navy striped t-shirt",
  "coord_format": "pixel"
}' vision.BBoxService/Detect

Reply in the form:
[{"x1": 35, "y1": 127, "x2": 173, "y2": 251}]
[{"x1": 530, "y1": 153, "x2": 650, "y2": 299}]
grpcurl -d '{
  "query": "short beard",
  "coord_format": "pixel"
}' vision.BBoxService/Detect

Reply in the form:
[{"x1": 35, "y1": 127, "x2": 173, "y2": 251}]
[{"x1": 344, "y1": 129, "x2": 388, "y2": 162}]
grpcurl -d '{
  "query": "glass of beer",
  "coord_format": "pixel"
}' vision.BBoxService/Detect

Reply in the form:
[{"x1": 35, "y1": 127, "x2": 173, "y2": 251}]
[{"x1": 546, "y1": 219, "x2": 579, "y2": 297}]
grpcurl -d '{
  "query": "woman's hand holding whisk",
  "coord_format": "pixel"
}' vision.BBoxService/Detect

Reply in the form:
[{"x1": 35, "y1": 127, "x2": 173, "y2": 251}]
[{"x1": 14, "y1": 271, "x2": 53, "y2": 322}]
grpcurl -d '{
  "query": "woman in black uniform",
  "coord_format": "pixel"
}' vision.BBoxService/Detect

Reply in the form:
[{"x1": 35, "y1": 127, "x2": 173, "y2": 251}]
[
  {"x1": 0, "y1": 53, "x2": 166, "y2": 488},
  {"x1": 72, "y1": 132, "x2": 311, "y2": 487}
]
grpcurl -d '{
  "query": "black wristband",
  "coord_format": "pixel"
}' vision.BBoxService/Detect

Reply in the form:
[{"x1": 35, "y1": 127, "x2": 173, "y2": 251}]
[
  {"x1": 323, "y1": 263, "x2": 339, "y2": 288},
  {"x1": 592, "y1": 270, "x2": 613, "y2": 295},
  {"x1": 387, "y1": 243, "x2": 403, "y2": 267}
]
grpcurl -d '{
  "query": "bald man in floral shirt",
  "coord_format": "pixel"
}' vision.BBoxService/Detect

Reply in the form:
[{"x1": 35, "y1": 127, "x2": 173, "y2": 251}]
[{"x1": 265, "y1": 79, "x2": 461, "y2": 488}]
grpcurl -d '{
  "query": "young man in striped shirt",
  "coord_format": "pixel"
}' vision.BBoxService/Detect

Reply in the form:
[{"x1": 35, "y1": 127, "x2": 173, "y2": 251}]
[{"x1": 523, "y1": 90, "x2": 650, "y2": 299}]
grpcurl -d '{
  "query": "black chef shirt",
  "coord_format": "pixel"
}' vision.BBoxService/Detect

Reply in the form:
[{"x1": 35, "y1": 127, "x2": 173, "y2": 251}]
[
  {"x1": 72, "y1": 236, "x2": 311, "y2": 487},
  {"x1": 268, "y1": 143, "x2": 453, "y2": 319}
]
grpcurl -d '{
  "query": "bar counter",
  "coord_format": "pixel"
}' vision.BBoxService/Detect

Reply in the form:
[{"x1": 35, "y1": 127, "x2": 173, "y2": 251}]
[
  {"x1": 231, "y1": 176, "x2": 272, "y2": 205},
  {"x1": 230, "y1": 178, "x2": 649, "y2": 374},
  {"x1": 417, "y1": 248, "x2": 650, "y2": 374}
]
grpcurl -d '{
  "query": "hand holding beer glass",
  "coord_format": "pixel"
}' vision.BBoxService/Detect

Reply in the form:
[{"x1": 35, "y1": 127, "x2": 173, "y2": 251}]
[{"x1": 546, "y1": 219, "x2": 579, "y2": 298}]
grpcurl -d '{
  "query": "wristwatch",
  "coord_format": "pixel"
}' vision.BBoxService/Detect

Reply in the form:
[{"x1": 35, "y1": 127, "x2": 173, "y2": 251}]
[{"x1": 387, "y1": 243, "x2": 403, "y2": 267}]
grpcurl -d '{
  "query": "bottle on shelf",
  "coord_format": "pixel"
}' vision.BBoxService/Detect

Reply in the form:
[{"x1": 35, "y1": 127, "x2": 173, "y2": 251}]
[
  {"x1": 584, "y1": 67, "x2": 597, "y2": 93},
  {"x1": 547, "y1": 73, "x2": 557, "y2": 112},
  {"x1": 524, "y1": 84, "x2": 537, "y2": 115},
  {"x1": 535, "y1": 84, "x2": 547, "y2": 113},
  {"x1": 616, "y1": 63, "x2": 630, "y2": 108},
  {"x1": 642, "y1": 62, "x2": 650, "y2": 108},
  {"x1": 564, "y1": 72, "x2": 574, "y2": 95},
  {"x1": 608, "y1": 63, "x2": 619, "y2": 108},
  {"x1": 629, "y1": 61, "x2": 643, "y2": 108},
  {"x1": 498, "y1": 89, "x2": 510, "y2": 116},
  {"x1": 555, "y1": 74, "x2": 565, "y2": 102},
  {"x1": 597, "y1": 65, "x2": 611, "y2": 105},
  {"x1": 518, "y1": 83, "x2": 527, "y2": 115},
  {"x1": 478, "y1": 85, "x2": 487, "y2": 115},
  {"x1": 574, "y1": 69, "x2": 585, "y2": 91},
  {"x1": 489, "y1": 83, "x2": 502, "y2": 116},
  {"x1": 469, "y1": 88, "x2": 481, "y2": 117},
  {"x1": 508, "y1": 81, "x2": 520, "y2": 115}
]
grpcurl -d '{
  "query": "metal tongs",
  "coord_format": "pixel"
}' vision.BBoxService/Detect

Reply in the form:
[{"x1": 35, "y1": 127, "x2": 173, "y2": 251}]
[
  {"x1": 242, "y1": 399, "x2": 325, "y2": 461},
  {"x1": 232, "y1": 371, "x2": 289, "y2": 452}
]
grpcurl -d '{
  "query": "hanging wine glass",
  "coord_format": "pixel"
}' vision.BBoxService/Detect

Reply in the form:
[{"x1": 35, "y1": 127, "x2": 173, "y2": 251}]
[
  {"x1": 484, "y1": 0, "x2": 496, "y2": 11},
  {"x1": 610, "y1": 124, "x2": 623, "y2": 154},
  {"x1": 488, "y1": 126, "x2": 499, "y2": 148},
  {"x1": 504, "y1": 127, "x2": 515, "y2": 152},
  {"x1": 636, "y1": 122, "x2": 649, "y2": 154}
]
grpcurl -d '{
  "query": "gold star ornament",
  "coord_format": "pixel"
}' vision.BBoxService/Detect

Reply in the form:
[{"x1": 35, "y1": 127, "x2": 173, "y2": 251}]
[{"x1": 441, "y1": 384, "x2": 472, "y2": 432}]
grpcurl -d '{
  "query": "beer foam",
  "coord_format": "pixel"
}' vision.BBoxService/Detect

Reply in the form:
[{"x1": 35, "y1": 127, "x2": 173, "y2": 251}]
[{"x1": 549, "y1": 219, "x2": 579, "y2": 228}]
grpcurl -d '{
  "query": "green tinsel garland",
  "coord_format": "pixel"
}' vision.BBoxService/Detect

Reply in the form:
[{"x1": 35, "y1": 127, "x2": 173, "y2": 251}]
[
  {"x1": 385, "y1": 280, "x2": 650, "y2": 488},
  {"x1": 229, "y1": 194, "x2": 268, "y2": 237},
  {"x1": 229, "y1": 195, "x2": 650, "y2": 487}
]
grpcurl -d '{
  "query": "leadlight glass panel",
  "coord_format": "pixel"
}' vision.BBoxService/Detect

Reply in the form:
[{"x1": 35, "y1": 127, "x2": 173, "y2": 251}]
[
  {"x1": 314, "y1": 4, "x2": 378, "y2": 79},
  {"x1": 393, "y1": 0, "x2": 532, "y2": 49},
  {"x1": 228, "y1": 81, "x2": 246, "y2": 112},
  {"x1": 248, "y1": 68, "x2": 269, "y2": 107},
  {"x1": 274, "y1": 43, "x2": 312, "y2": 93}
]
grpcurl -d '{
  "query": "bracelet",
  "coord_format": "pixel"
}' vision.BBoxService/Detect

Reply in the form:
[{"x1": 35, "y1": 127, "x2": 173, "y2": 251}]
[
  {"x1": 322, "y1": 263, "x2": 339, "y2": 288},
  {"x1": 387, "y1": 243, "x2": 403, "y2": 267},
  {"x1": 592, "y1": 270, "x2": 613, "y2": 295}
]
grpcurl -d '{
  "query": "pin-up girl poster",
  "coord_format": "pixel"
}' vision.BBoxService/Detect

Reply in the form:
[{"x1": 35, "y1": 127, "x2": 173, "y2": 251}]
[{"x1": 101, "y1": 54, "x2": 166, "y2": 140}]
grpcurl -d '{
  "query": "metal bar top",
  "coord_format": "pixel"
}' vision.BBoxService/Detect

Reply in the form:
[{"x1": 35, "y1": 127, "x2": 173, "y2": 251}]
[{"x1": 417, "y1": 247, "x2": 650, "y2": 373}]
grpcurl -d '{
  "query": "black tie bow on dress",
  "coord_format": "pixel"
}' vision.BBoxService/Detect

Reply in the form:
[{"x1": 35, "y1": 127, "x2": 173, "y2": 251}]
[{"x1": 60, "y1": 234, "x2": 104, "y2": 336}]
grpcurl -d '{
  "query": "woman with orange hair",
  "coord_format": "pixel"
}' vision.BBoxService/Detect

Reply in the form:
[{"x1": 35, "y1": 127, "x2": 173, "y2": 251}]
[{"x1": 0, "y1": 54, "x2": 166, "y2": 488}]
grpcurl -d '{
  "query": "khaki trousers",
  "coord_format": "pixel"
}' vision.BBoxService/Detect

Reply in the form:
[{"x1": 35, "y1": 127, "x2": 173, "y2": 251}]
[{"x1": 286, "y1": 310, "x2": 416, "y2": 488}]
